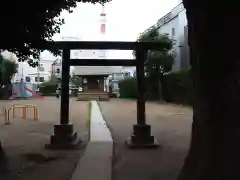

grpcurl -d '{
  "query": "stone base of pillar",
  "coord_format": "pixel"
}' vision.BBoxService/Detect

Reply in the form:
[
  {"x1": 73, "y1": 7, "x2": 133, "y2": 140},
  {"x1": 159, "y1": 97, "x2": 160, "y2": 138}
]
[
  {"x1": 125, "y1": 124, "x2": 159, "y2": 148},
  {"x1": 46, "y1": 124, "x2": 82, "y2": 149},
  {"x1": 0, "y1": 141, "x2": 5, "y2": 158}
]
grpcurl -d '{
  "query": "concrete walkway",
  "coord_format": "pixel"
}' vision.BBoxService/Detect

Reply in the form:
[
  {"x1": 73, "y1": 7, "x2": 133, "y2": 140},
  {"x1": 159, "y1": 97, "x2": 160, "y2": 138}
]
[
  {"x1": 71, "y1": 101, "x2": 113, "y2": 180},
  {"x1": 99, "y1": 99, "x2": 192, "y2": 180}
]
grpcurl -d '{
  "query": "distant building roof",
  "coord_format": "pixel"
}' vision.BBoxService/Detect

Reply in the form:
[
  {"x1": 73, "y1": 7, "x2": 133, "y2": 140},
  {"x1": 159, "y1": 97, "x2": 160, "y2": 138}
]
[
  {"x1": 156, "y1": 3, "x2": 184, "y2": 28},
  {"x1": 142, "y1": 3, "x2": 184, "y2": 34}
]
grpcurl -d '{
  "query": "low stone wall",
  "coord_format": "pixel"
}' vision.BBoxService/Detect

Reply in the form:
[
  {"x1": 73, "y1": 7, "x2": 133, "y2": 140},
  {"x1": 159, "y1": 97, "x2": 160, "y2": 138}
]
[{"x1": 76, "y1": 92, "x2": 109, "y2": 101}]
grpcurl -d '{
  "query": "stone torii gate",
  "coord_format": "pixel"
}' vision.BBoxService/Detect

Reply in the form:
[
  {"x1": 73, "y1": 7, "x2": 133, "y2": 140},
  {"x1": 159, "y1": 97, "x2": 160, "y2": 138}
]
[{"x1": 44, "y1": 41, "x2": 165, "y2": 149}]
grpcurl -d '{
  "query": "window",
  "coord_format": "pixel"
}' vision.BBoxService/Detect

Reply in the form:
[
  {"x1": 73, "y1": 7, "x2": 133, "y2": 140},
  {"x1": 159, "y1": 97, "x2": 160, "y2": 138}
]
[
  {"x1": 172, "y1": 28, "x2": 175, "y2": 36},
  {"x1": 38, "y1": 66, "x2": 44, "y2": 71},
  {"x1": 40, "y1": 64, "x2": 43, "y2": 67},
  {"x1": 39, "y1": 77, "x2": 44, "y2": 82},
  {"x1": 35, "y1": 77, "x2": 39, "y2": 82},
  {"x1": 25, "y1": 76, "x2": 31, "y2": 82},
  {"x1": 56, "y1": 68, "x2": 60, "y2": 73},
  {"x1": 124, "y1": 72, "x2": 130, "y2": 77}
]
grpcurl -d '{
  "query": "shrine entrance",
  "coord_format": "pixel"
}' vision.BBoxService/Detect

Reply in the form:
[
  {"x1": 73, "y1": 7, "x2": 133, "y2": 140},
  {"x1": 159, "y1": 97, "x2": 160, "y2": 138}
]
[
  {"x1": 77, "y1": 75, "x2": 109, "y2": 101},
  {"x1": 44, "y1": 41, "x2": 165, "y2": 149}
]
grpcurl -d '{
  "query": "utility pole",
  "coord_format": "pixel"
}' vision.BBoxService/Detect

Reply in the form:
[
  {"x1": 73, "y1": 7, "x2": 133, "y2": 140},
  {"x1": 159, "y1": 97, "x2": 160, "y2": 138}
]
[
  {"x1": 37, "y1": 58, "x2": 40, "y2": 87},
  {"x1": 21, "y1": 68, "x2": 24, "y2": 80}
]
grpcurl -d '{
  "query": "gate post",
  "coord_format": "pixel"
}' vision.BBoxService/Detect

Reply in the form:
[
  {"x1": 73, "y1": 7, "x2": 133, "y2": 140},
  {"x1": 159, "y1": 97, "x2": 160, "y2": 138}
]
[
  {"x1": 46, "y1": 47, "x2": 80, "y2": 149},
  {"x1": 126, "y1": 47, "x2": 158, "y2": 148}
]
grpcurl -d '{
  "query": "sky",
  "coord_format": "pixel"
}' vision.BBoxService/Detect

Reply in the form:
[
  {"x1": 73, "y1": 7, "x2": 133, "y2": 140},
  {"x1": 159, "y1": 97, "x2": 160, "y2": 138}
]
[
  {"x1": 40, "y1": 0, "x2": 180, "y2": 61},
  {"x1": 13, "y1": 0, "x2": 180, "y2": 79}
]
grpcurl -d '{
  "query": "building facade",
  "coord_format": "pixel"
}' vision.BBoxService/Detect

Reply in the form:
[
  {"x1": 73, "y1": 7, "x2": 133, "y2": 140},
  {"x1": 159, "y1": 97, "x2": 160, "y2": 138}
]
[
  {"x1": 13, "y1": 60, "x2": 51, "y2": 84},
  {"x1": 145, "y1": 3, "x2": 189, "y2": 70},
  {"x1": 51, "y1": 58, "x2": 62, "y2": 79}
]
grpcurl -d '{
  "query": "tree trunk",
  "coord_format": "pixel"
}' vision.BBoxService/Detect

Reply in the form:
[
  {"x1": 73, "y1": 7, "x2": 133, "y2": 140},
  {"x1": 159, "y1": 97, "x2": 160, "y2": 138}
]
[
  {"x1": 178, "y1": 2, "x2": 240, "y2": 180},
  {"x1": 155, "y1": 66, "x2": 162, "y2": 100},
  {"x1": 158, "y1": 73, "x2": 164, "y2": 101}
]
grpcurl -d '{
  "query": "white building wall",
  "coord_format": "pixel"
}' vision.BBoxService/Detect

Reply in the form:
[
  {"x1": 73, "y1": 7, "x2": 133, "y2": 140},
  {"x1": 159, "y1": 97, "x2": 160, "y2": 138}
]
[
  {"x1": 13, "y1": 61, "x2": 51, "y2": 84},
  {"x1": 157, "y1": 16, "x2": 180, "y2": 70},
  {"x1": 154, "y1": 3, "x2": 189, "y2": 70}
]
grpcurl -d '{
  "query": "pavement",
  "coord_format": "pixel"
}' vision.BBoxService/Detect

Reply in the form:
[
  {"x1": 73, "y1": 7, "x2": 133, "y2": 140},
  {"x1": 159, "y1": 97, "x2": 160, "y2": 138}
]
[
  {"x1": 71, "y1": 101, "x2": 113, "y2": 180},
  {"x1": 99, "y1": 99, "x2": 193, "y2": 180},
  {"x1": 0, "y1": 97, "x2": 88, "y2": 180}
]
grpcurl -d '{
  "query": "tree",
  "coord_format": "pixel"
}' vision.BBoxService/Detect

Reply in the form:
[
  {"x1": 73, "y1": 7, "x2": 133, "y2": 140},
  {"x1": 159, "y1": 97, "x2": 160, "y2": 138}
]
[
  {"x1": 70, "y1": 73, "x2": 83, "y2": 87},
  {"x1": 0, "y1": 0, "x2": 110, "y2": 67},
  {"x1": 177, "y1": 1, "x2": 240, "y2": 180},
  {"x1": 0, "y1": 55, "x2": 17, "y2": 87},
  {"x1": 136, "y1": 26, "x2": 175, "y2": 99},
  {"x1": 0, "y1": 54, "x2": 17, "y2": 99}
]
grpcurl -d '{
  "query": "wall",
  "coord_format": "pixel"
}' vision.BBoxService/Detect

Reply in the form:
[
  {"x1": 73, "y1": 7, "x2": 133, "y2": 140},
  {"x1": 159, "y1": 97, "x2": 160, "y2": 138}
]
[
  {"x1": 27, "y1": 73, "x2": 50, "y2": 84},
  {"x1": 157, "y1": 16, "x2": 180, "y2": 70},
  {"x1": 51, "y1": 59, "x2": 62, "y2": 79},
  {"x1": 155, "y1": 3, "x2": 189, "y2": 70},
  {"x1": 13, "y1": 61, "x2": 52, "y2": 83},
  {"x1": 177, "y1": 9, "x2": 190, "y2": 68},
  {"x1": 12, "y1": 82, "x2": 37, "y2": 98}
]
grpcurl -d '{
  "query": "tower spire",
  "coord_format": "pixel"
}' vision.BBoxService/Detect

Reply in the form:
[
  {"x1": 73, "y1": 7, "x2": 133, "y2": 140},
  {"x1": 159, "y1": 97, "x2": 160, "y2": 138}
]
[{"x1": 100, "y1": 5, "x2": 106, "y2": 34}]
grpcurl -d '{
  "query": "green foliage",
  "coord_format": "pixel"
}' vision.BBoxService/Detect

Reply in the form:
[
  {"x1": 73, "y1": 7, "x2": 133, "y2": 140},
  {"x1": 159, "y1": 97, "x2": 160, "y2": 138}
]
[
  {"x1": 119, "y1": 78, "x2": 137, "y2": 99},
  {"x1": 0, "y1": 55, "x2": 17, "y2": 86},
  {"x1": 119, "y1": 69, "x2": 192, "y2": 105},
  {"x1": 162, "y1": 69, "x2": 192, "y2": 105},
  {"x1": 119, "y1": 77, "x2": 157, "y2": 100},
  {"x1": 0, "y1": 0, "x2": 110, "y2": 67},
  {"x1": 39, "y1": 77, "x2": 58, "y2": 95},
  {"x1": 70, "y1": 74, "x2": 82, "y2": 86},
  {"x1": 135, "y1": 26, "x2": 175, "y2": 99},
  {"x1": 39, "y1": 83, "x2": 56, "y2": 95},
  {"x1": 137, "y1": 26, "x2": 175, "y2": 76}
]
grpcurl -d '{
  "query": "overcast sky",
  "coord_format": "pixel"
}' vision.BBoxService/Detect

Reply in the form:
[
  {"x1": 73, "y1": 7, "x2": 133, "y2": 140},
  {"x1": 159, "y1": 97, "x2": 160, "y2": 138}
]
[{"x1": 40, "y1": 0, "x2": 180, "y2": 60}]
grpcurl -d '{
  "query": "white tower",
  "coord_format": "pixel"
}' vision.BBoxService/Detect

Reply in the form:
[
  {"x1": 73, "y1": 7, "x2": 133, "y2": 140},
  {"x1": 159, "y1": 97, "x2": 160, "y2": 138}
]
[
  {"x1": 100, "y1": 5, "x2": 106, "y2": 36},
  {"x1": 98, "y1": 5, "x2": 107, "y2": 58}
]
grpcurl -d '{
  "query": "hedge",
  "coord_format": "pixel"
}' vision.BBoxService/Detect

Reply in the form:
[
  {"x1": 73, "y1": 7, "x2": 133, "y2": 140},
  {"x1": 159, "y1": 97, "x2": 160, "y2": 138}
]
[
  {"x1": 119, "y1": 69, "x2": 192, "y2": 105},
  {"x1": 119, "y1": 77, "x2": 161, "y2": 100},
  {"x1": 162, "y1": 69, "x2": 192, "y2": 105},
  {"x1": 119, "y1": 78, "x2": 137, "y2": 99},
  {"x1": 39, "y1": 83, "x2": 56, "y2": 96}
]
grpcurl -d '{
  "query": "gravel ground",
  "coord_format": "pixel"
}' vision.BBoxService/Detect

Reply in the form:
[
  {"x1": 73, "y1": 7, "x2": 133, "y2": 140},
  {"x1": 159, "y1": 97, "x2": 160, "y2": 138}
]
[
  {"x1": 100, "y1": 99, "x2": 193, "y2": 180},
  {"x1": 0, "y1": 97, "x2": 88, "y2": 180}
]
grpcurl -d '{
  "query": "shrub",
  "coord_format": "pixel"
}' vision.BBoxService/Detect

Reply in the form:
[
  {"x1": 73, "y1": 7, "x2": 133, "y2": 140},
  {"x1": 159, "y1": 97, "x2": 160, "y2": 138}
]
[
  {"x1": 162, "y1": 69, "x2": 192, "y2": 105},
  {"x1": 119, "y1": 78, "x2": 137, "y2": 99},
  {"x1": 39, "y1": 82, "x2": 56, "y2": 96},
  {"x1": 119, "y1": 77, "x2": 158, "y2": 100},
  {"x1": 119, "y1": 69, "x2": 192, "y2": 105}
]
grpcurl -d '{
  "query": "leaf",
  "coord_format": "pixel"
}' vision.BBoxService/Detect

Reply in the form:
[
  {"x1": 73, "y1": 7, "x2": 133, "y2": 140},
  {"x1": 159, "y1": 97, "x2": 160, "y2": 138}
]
[
  {"x1": 0, "y1": 55, "x2": 17, "y2": 86},
  {"x1": 0, "y1": 0, "x2": 111, "y2": 67},
  {"x1": 136, "y1": 26, "x2": 175, "y2": 76}
]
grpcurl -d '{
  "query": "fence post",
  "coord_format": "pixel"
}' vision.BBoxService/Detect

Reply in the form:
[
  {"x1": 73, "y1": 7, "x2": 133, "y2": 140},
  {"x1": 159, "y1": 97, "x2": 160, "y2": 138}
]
[
  {"x1": 22, "y1": 107, "x2": 27, "y2": 119},
  {"x1": 34, "y1": 107, "x2": 38, "y2": 121}
]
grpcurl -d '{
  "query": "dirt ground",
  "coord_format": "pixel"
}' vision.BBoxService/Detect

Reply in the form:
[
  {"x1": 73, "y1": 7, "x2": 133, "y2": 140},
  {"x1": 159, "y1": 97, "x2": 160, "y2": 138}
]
[
  {"x1": 0, "y1": 97, "x2": 88, "y2": 180},
  {"x1": 0, "y1": 98, "x2": 193, "y2": 180},
  {"x1": 99, "y1": 99, "x2": 193, "y2": 180}
]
